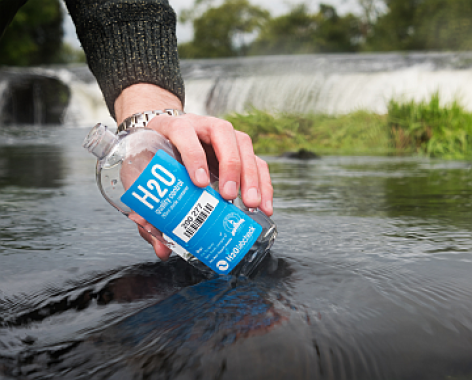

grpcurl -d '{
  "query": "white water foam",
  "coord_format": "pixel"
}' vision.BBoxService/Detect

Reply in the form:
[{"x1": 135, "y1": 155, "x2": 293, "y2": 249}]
[
  {"x1": 3, "y1": 53, "x2": 472, "y2": 122},
  {"x1": 0, "y1": 80, "x2": 8, "y2": 118},
  {"x1": 188, "y1": 67, "x2": 472, "y2": 116},
  {"x1": 63, "y1": 80, "x2": 114, "y2": 127}
]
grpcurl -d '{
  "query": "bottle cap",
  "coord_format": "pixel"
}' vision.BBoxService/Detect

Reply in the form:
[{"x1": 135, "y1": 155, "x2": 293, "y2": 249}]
[{"x1": 83, "y1": 123, "x2": 118, "y2": 159}]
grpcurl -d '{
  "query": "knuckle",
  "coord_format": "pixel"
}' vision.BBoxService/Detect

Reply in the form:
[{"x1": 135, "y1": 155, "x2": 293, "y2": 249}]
[
  {"x1": 238, "y1": 131, "x2": 253, "y2": 145},
  {"x1": 257, "y1": 157, "x2": 269, "y2": 170},
  {"x1": 168, "y1": 121, "x2": 192, "y2": 136},
  {"x1": 263, "y1": 182, "x2": 274, "y2": 198},
  {"x1": 219, "y1": 120, "x2": 234, "y2": 132},
  {"x1": 184, "y1": 145, "x2": 205, "y2": 161},
  {"x1": 148, "y1": 114, "x2": 175, "y2": 131},
  {"x1": 224, "y1": 156, "x2": 242, "y2": 172}
]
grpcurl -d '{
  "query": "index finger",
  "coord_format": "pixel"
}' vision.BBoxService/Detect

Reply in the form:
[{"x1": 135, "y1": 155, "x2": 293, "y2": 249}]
[
  {"x1": 128, "y1": 212, "x2": 172, "y2": 260},
  {"x1": 147, "y1": 115, "x2": 211, "y2": 188},
  {"x1": 202, "y1": 119, "x2": 242, "y2": 200}
]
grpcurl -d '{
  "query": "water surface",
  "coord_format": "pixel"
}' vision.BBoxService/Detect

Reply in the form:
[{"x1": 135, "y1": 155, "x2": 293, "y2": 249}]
[{"x1": 1, "y1": 126, "x2": 472, "y2": 379}]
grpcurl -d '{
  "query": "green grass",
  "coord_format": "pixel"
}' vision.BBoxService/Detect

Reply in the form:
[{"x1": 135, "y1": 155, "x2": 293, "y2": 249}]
[
  {"x1": 389, "y1": 94, "x2": 472, "y2": 160},
  {"x1": 224, "y1": 95, "x2": 472, "y2": 160}
]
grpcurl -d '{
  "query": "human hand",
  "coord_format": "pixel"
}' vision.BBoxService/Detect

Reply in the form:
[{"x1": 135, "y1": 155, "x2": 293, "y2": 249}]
[{"x1": 114, "y1": 84, "x2": 273, "y2": 259}]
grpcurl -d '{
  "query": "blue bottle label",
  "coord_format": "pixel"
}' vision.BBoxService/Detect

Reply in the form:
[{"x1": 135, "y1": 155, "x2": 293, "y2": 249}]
[{"x1": 121, "y1": 150, "x2": 262, "y2": 274}]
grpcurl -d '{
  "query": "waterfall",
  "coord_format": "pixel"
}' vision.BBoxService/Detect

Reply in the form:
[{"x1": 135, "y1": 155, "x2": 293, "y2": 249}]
[
  {"x1": 191, "y1": 69, "x2": 472, "y2": 115},
  {"x1": 61, "y1": 67, "x2": 115, "y2": 127},
  {"x1": 181, "y1": 52, "x2": 472, "y2": 115},
  {"x1": 0, "y1": 66, "x2": 114, "y2": 127},
  {"x1": 0, "y1": 80, "x2": 8, "y2": 118},
  {"x1": 2, "y1": 52, "x2": 472, "y2": 125}
]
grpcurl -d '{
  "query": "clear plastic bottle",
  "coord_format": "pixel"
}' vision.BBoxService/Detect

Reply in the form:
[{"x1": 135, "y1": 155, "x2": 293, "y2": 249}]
[{"x1": 83, "y1": 123, "x2": 277, "y2": 277}]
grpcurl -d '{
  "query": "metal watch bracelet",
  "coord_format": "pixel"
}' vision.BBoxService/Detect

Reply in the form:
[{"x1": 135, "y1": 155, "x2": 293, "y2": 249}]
[{"x1": 117, "y1": 109, "x2": 186, "y2": 133}]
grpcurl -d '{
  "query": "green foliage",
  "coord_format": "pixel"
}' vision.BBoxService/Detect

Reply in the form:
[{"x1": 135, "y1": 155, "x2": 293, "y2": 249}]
[
  {"x1": 250, "y1": 4, "x2": 362, "y2": 55},
  {"x1": 414, "y1": 0, "x2": 472, "y2": 50},
  {"x1": 365, "y1": 0, "x2": 472, "y2": 51},
  {"x1": 178, "y1": 0, "x2": 269, "y2": 59},
  {"x1": 364, "y1": 0, "x2": 419, "y2": 51},
  {"x1": 225, "y1": 109, "x2": 389, "y2": 155},
  {"x1": 56, "y1": 42, "x2": 86, "y2": 64},
  {"x1": 180, "y1": 0, "x2": 472, "y2": 56},
  {"x1": 388, "y1": 94, "x2": 472, "y2": 159},
  {"x1": 0, "y1": 0, "x2": 63, "y2": 66},
  {"x1": 179, "y1": 1, "x2": 363, "y2": 57},
  {"x1": 225, "y1": 96, "x2": 472, "y2": 160}
]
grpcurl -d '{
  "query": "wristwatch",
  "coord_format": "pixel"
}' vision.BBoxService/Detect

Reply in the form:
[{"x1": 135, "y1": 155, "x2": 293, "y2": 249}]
[{"x1": 117, "y1": 109, "x2": 186, "y2": 133}]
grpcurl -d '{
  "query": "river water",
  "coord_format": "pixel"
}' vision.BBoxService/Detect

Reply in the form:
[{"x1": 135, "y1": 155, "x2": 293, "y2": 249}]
[{"x1": 1, "y1": 124, "x2": 472, "y2": 380}]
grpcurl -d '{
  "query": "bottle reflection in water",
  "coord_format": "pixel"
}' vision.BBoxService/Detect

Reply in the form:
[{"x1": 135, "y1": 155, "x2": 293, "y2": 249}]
[{"x1": 83, "y1": 124, "x2": 277, "y2": 276}]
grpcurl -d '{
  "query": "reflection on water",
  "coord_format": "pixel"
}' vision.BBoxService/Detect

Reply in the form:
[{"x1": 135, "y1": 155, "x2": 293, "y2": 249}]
[
  {"x1": 0, "y1": 142, "x2": 66, "y2": 259},
  {"x1": 271, "y1": 156, "x2": 472, "y2": 227},
  {"x1": 1, "y1": 126, "x2": 472, "y2": 379},
  {"x1": 0, "y1": 145, "x2": 64, "y2": 188}
]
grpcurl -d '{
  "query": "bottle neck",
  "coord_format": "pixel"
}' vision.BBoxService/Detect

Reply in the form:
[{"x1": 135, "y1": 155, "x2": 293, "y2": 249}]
[{"x1": 83, "y1": 123, "x2": 118, "y2": 159}]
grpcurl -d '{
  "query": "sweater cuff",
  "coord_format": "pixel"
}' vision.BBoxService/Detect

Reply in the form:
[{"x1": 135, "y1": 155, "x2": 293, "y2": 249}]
[{"x1": 67, "y1": 0, "x2": 185, "y2": 120}]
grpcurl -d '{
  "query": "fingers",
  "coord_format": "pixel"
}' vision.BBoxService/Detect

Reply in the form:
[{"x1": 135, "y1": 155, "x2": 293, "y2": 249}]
[
  {"x1": 150, "y1": 115, "x2": 210, "y2": 188},
  {"x1": 129, "y1": 212, "x2": 172, "y2": 260},
  {"x1": 146, "y1": 113, "x2": 274, "y2": 214},
  {"x1": 167, "y1": 125, "x2": 211, "y2": 187},
  {"x1": 235, "y1": 131, "x2": 260, "y2": 208},
  {"x1": 148, "y1": 114, "x2": 242, "y2": 199},
  {"x1": 256, "y1": 157, "x2": 274, "y2": 216},
  {"x1": 205, "y1": 120, "x2": 241, "y2": 199},
  {"x1": 137, "y1": 226, "x2": 172, "y2": 260}
]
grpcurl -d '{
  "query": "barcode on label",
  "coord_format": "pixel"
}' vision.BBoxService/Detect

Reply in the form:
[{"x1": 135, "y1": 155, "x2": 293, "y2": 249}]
[
  {"x1": 172, "y1": 191, "x2": 219, "y2": 243},
  {"x1": 183, "y1": 203, "x2": 214, "y2": 239}
]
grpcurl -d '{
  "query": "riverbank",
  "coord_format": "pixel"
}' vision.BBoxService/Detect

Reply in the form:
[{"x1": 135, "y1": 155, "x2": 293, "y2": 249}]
[{"x1": 226, "y1": 94, "x2": 472, "y2": 160}]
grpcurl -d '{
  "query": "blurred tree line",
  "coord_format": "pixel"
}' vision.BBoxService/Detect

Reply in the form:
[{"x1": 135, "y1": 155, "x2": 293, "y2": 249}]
[
  {"x1": 179, "y1": 0, "x2": 472, "y2": 58},
  {"x1": 1, "y1": 0, "x2": 472, "y2": 65},
  {"x1": 0, "y1": 0, "x2": 84, "y2": 66}
]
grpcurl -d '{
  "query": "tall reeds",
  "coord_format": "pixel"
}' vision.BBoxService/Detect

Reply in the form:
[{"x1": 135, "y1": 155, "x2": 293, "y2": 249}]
[
  {"x1": 388, "y1": 94, "x2": 472, "y2": 159},
  {"x1": 225, "y1": 95, "x2": 472, "y2": 160}
]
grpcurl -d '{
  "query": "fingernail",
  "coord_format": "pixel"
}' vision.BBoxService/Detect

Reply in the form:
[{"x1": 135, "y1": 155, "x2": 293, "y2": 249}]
[
  {"x1": 265, "y1": 200, "x2": 273, "y2": 211},
  {"x1": 223, "y1": 181, "x2": 238, "y2": 198},
  {"x1": 195, "y1": 168, "x2": 209, "y2": 185},
  {"x1": 247, "y1": 187, "x2": 260, "y2": 203}
]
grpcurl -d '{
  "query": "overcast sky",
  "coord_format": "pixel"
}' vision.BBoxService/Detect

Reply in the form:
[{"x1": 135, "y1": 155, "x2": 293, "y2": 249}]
[{"x1": 63, "y1": 0, "x2": 362, "y2": 47}]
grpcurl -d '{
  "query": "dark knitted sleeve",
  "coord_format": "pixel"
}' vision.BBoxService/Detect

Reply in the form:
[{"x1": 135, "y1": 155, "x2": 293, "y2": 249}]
[{"x1": 64, "y1": 0, "x2": 185, "y2": 119}]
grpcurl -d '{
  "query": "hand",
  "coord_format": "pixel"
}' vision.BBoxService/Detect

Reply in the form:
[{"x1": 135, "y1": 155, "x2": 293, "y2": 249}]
[{"x1": 114, "y1": 84, "x2": 273, "y2": 260}]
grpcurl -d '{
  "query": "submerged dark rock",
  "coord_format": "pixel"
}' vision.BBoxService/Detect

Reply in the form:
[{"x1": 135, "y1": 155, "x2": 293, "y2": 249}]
[
  {"x1": 280, "y1": 148, "x2": 320, "y2": 160},
  {"x1": 0, "y1": 69, "x2": 70, "y2": 125}
]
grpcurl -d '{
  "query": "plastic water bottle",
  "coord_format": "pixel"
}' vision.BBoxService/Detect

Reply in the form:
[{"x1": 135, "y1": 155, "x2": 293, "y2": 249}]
[{"x1": 83, "y1": 123, "x2": 277, "y2": 276}]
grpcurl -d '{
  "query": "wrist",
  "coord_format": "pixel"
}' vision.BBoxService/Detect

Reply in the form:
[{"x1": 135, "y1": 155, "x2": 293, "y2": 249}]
[{"x1": 114, "y1": 84, "x2": 183, "y2": 125}]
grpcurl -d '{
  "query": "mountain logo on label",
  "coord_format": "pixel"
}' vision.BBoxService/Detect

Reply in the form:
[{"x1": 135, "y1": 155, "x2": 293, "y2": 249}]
[{"x1": 223, "y1": 213, "x2": 245, "y2": 236}]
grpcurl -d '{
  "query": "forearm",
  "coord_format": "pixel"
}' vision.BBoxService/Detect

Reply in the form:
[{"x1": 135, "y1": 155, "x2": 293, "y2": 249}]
[
  {"x1": 64, "y1": 0, "x2": 185, "y2": 119},
  {"x1": 114, "y1": 83, "x2": 182, "y2": 125}
]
